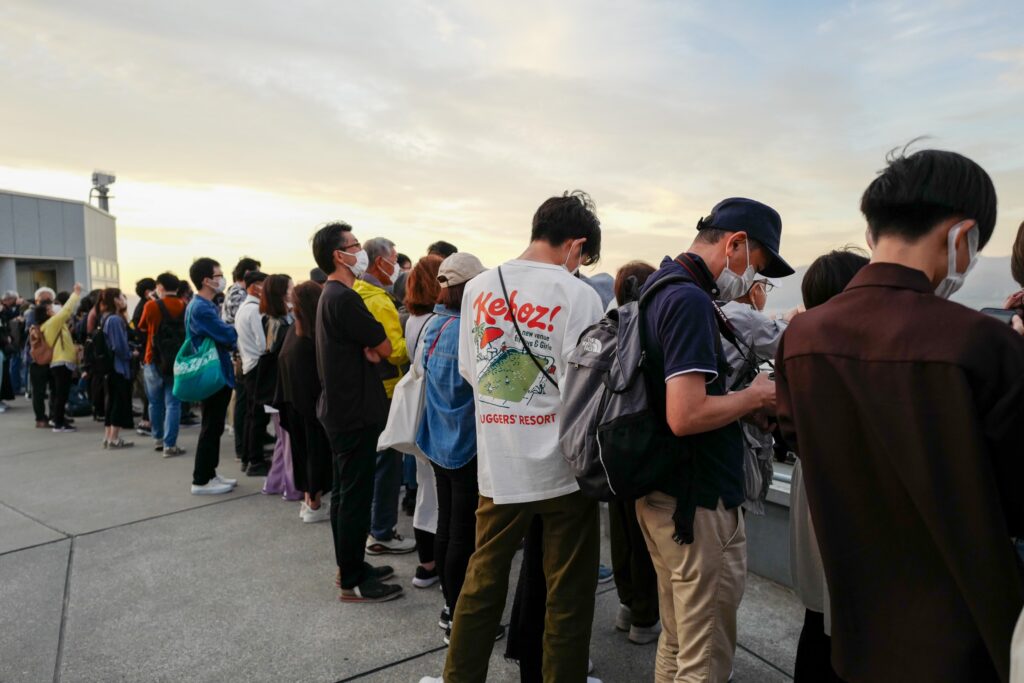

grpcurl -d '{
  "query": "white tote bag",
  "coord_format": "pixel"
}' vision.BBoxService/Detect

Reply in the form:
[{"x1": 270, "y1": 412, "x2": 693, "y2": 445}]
[{"x1": 377, "y1": 315, "x2": 452, "y2": 459}]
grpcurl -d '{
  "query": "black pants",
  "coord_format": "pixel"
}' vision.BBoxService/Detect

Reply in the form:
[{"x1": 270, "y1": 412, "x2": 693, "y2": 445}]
[
  {"x1": 29, "y1": 363, "x2": 54, "y2": 422},
  {"x1": 90, "y1": 370, "x2": 105, "y2": 418},
  {"x1": 50, "y1": 366, "x2": 72, "y2": 428},
  {"x1": 242, "y1": 370, "x2": 269, "y2": 466},
  {"x1": 193, "y1": 385, "x2": 232, "y2": 486},
  {"x1": 233, "y1": 379, "x2": 247, "y2": 457},
  {"x1": 609, "y1": 495, "x2": 660, "y2": 627},
  {"x1": 506, "y1": 516, "x2": 546, "y2": 683},
  {"x1": 794, "y1": 609, "x2": 845, "y2": 683},
  {"x1": 330, "y1": 427, "x2": 378, "y2": 589},
  {"x1": 431, "y1": 458, "x2": 479, "y2": 610},
  {"x1": 104, "y1": 372, "x2": 135, "y2": 429}
]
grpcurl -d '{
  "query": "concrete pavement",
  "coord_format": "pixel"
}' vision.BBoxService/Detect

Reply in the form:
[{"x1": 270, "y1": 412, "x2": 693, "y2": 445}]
[{"x1": 0, "y1": 396, "x2": 802, "y2": 682}]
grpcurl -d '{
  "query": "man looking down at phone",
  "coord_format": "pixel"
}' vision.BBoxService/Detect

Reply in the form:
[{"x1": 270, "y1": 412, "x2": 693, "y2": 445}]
[
  {"x1": 636, "y1": 197, "x2": 792, "y2": 683},
  {"x1": 775, "y1": 147, "x2": 1024, "y2": 683}
]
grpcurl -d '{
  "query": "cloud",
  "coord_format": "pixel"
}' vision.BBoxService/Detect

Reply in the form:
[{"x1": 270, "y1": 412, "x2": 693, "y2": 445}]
[{"x1": 1, "y1": 0, "x2": 1023, "y2": 289}]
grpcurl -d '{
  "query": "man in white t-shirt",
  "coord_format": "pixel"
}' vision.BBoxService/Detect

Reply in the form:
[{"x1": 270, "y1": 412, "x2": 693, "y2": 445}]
[{"x1": 420, "y1": 192, "x2": 605, "y2": 683}]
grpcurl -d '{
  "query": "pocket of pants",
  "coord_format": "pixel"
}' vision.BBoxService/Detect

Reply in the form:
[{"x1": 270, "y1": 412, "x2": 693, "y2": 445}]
[
  {"x1": 643, "y1": 490, "x2": 677, "y2": 513},
  {"x1": 720, "y1": 506, "x2": 745, "y2": 549}
]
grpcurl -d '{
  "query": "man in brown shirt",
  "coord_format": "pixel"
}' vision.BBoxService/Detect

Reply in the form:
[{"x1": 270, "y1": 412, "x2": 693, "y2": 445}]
[{"x1": 776, "y1": 148, "x2": 1024, "y2": 683}]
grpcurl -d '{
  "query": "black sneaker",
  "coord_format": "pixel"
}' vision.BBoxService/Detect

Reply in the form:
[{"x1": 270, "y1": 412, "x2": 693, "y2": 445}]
[
  {"x1": 245, "y1": 461, "x2": 270, "y2": 477},
  {"x1": 438, "y1": 606, "x2": 451, "y2": 630},
  {"x1": 339, "y1": 577, "x2": 403, "y2": 603},
  {"x1": 443, "y1": 623, "x2": 504, "y2": 646},
  {"x1": 413, "y1": 565, "x2": 439, "y2": 589},
  {"x1": 335, "y1": 563, "x2": 395, "y2": 587}
]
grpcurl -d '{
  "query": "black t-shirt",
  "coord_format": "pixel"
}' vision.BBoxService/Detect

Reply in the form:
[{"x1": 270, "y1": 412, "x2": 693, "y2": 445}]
[
  {"x1": 315, "y1": 280, "x2": 388, "y2": 448},
  {"x1": 641, "y1": 255, "x2": 745, "y2": 510}
]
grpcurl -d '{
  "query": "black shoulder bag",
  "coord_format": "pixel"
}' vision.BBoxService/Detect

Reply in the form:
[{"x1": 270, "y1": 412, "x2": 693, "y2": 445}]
[{"x1": 497, "y1": 266, "x2": 558, "y2": 390}]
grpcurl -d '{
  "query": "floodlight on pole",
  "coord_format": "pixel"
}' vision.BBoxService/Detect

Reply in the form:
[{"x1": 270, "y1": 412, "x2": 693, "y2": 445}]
[{"x1": 90, "y1": 170, "x2": 116, "y2": 212}]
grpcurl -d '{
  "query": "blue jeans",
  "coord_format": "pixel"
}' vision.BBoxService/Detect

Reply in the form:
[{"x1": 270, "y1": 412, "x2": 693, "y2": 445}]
[
  {"x1": 144, "y1": 364, "x2": 181, "y2": 447},
  {"x1": 403, "y1": 453, "x2": 418, "y2": 490},
  {"x1": 370, "y1": 448, "x2": 403, "y2": 540},
  {"x1": 9, "y1": 349, "x2": 24, "y2": 395}
]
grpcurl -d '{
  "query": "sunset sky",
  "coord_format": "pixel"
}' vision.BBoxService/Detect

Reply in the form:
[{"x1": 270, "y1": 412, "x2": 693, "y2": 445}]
[{"x1": 2, "y1": 0, "x2": 1023, "y2": 289}]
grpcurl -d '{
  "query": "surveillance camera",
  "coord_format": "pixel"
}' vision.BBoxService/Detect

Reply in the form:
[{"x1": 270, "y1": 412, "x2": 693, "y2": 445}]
[{"x1": 92, "y1": 171, "x2": 116, "y2": 187}]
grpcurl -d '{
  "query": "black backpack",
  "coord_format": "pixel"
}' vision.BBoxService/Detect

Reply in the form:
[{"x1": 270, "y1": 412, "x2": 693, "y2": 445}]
[
  {"x1": 152, "y1": 300, "x2": 186, "y2": 377},
  {"x1": 88, "y1": 316, "x2": 115, "y2": 377},
  {"x1": 254, "y1": 317, "x2": 290, "y2": 406}
]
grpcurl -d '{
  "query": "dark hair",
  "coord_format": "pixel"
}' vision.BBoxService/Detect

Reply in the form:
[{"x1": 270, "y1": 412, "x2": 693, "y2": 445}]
[
  {"x1": 428, "y1": 241, "x2": 458, "y2": 258},
  {"x1": 99, "y1": 288, "x2": 123, "y2": 316},
  {"x1": 232, "y1": 257, "x2": 262, "y2": 283},
  {"x1": 292, "y1": 281, "x2": 323, "y2": 338},
  {"x1": 439, "y1": 282, "x2": 467, "y2": 310},
  {"x1": 614, "y1": 260, "x2": 657, "y2": 306},
  {"x1": 56, "y1": 291, "x2": 70, "y2": 305},
  {"x1": 260, "y1": 274, "x2": 291, "y2": 318},
  {"x1": 134, "y1": 278, "x2": 156, "y2": 298},
  {"x1": 397, "y1": 253, "x2": 412, "y2": 269},
  {"x1": 189, "y1": 257, "x2": 220, "y2": 289},
  {"x1": 34, "y1": 303, "x2": 52, "y2": 326},
  {"x1": 156, "y1": 272, "x2": 180, "y2": 293},
  {"x1": 312, "y1": 222, "x2": 353, "y2": 273},
  {"x1": 801, "y1": 248, "x2": 870, "y2": 310},
  {"x1": 177, "y1": 280, "x2": 193, "y2": 299},
  {"x1": 531, "y1": 190, "x2": 601, "y2": 265},
  {"x1": 1012, "y1": 220, "x2": 1024, "y2": 288},
  {"x1": 405, "y1": 255, "x2": 443, "y2": 316},
  {"x1": 861, "y1": 145, "x2": 997, "y2": 249}
]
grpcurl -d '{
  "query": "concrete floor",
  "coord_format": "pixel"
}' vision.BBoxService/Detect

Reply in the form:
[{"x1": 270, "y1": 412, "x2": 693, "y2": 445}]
[{"x1": 0, "y1": 396, "x2": 802, "y2": 682}]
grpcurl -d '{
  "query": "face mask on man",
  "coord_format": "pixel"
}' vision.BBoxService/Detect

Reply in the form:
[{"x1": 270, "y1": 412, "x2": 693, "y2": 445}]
[
  {"x1": 715, "y1": 238, "x2": 756, "y2": 302},
  {"x1": 562, "y1": 239, "x2": 586, "y2": 276},
  {"x1": 382, "y1": 257, "x2": 400, "y2": 284},
  {"x1": 345, "y1": 249, "x2": 370, "y2": 278},
  {"x1": 934, "y1": 221, "x2": 979, "y2": 299},
  {"x1": 209, "y1": 276, "x2": 226, "y2": 293}
]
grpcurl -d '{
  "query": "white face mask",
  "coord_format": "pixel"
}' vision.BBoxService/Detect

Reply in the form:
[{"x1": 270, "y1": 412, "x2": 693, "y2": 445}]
[
  {"x1": 344, "y1": 249, "x2": 370, "y2": 278},
  {"x1": 209, "y1": 276, "x2": 226, "y2": 293},
  {"x1": 934, "y1": 221, "x2": 979, "y2": 300},
  {"x1": 715, "y1": 239, "x2": 756, "y2": 302},
  {"x1": 382, "y1": 257, "x2": 400, "y2": 284},
  {"x1": 563, "y1": 240, "x2": 584, "y2": 276}
]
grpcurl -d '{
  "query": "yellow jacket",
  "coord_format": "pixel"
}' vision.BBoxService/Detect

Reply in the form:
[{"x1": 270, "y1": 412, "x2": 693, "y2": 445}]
[
  {"x1": 352, "y1": 279, "x2": 408, "y2": 398},
  {"x1": 41, "y1": 291, "x2": 80, "y2": 368}
]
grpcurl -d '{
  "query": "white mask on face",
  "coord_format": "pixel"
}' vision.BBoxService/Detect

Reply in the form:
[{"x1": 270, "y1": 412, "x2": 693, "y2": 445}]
[
  {"x1": 563, "y1": 240, "x2": 584, "y2": 276},
  {"x1": 934, "y1": 221, "x2": 979, "y2": 300},
  {"x1": 344, "y1": 249, "x2": 370, "y2": 278},
  {"x1": 382, "y1": 257, "x2": 400, "y2": 284},
  {"x1": 210, "y1": 276, "x2": 226, "y2": 293},
  {"x1": 715, "y1": 239, "x2": 757, "y2": 302}
]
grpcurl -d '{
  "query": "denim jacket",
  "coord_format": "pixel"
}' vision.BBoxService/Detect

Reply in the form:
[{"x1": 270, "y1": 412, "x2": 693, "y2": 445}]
[
  {"x1": 187, "y1": 295, "x2": 238, "y2": 389},
  {"x1": 416, "y1": 305, "x2": 476, "y2": 469}
]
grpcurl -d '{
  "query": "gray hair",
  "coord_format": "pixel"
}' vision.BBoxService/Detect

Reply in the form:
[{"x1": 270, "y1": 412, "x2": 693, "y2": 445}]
[
  {"x1": 34, "y1": 287, "x2": 56, "y2": 302},
  {"x1": 364, "y1": 237, "x2": 396, "y2": 264},
  {"x1": 3, "y1": 290, "x2": 18, "y2": 300}
]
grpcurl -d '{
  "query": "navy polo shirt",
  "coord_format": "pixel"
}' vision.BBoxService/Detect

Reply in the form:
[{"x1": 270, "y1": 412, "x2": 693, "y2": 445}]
[{"x1": 641, "y1": 255, "x2": 745, "y2": 510}]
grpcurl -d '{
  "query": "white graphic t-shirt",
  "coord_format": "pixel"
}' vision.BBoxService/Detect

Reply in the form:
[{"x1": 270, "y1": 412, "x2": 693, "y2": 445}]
[{"x1": 458, "y1": 259, "x2": 604, "y2": 504}]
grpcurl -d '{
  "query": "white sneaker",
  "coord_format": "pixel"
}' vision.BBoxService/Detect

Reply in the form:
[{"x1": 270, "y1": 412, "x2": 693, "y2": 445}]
[
  {"x1": 365, "y1": 532, "x2": 416, "y2": 555},
  {"x1": 212, "y1": 473, "x2": 237, "y2": 487},
  {"x1": 299, "y1": 501, "x2": 310, "y2": 519},
  {"x1": 191, "y1": 480, "x2": 233, "y2": 495},
  {"x1": 301, "y1": 503, "x2": 330, "y2": 523},
  {"x1": 418, "y1": 678, "x2": 443, "y2": 683},
  {"x1": 628, "y1": 620, "x2": 662, "y2": 644}
]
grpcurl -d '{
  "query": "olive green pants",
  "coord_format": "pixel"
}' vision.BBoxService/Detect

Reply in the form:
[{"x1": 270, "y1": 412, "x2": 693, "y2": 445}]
[{"x1": 444, "y1": 490, "x2": 600, "y2": 683}]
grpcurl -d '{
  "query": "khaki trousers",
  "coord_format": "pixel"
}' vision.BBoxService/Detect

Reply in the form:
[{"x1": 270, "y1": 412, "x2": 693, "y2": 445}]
[
  {"x1": 444, "y1": 491, "x2": 600, "y2": 683},
  {"x1": 637, "y1": 492, "x2": 747, "y2": 683}
]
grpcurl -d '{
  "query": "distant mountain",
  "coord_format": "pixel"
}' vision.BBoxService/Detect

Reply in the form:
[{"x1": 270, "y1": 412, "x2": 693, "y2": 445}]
[{"x1": 765, "y1": 256, "x2": 1017, "y2": 313}]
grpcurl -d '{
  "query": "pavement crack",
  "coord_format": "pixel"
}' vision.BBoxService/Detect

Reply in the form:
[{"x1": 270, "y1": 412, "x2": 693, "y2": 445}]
[
  {"x1": 52, "y1": 537, "x2": 75, "y2": 683},
  {"x1": 0, "y1": 498, "x2": 71, "y2": 537}
]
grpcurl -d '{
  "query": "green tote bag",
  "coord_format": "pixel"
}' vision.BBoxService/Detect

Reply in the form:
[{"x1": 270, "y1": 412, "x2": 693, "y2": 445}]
[{"x1": 172, "y1": 304, "x2": 227, "y2": 402}]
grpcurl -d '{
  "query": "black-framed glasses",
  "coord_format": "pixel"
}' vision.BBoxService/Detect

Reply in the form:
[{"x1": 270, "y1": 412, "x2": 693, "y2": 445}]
[
  {"x1": 337, "y1": 241, "x2": 361, "y2": 253},
  {"x1": 752, "y1": 279, "x2": 775, "y2": 293}
]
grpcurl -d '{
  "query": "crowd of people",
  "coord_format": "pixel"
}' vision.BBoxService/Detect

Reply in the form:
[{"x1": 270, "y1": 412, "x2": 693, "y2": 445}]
[{"x1": 2, "y1": 145, "x2": 1024, "y2": 683}]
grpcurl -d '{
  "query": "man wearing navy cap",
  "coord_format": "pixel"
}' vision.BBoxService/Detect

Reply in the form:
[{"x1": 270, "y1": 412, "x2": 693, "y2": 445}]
[{"x1": 636, "y1": 197, "x2": 792, "y2": 682}]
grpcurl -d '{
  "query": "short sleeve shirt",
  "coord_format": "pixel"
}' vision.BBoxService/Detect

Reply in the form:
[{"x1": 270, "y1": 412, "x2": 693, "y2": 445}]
[
  {"x1": 315, "y1": 280, "x2": 389, "y2": 449},
  {"x1": 641, "y1": 255, "x2": 745, "y2": 510}
]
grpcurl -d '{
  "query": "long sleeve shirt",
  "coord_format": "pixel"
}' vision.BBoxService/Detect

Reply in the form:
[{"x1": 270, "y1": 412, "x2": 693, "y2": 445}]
[
  {"x1": 41, "y1": 291, "x2": 80, "y2": 369},
  {"x1": 222, "y1": 282, "x2": 247, "y2": 324},
  {"x1": 775, "y1": 263, "x2": 1024, "y2": 683},
  {"x1": 234, "y1": 295, "x2": 265, "y2": 375},
  {"x1": 102, "y1": 314, "x2": 132, "y2": 379},
  {"x1": 187, "y1": 295, "x2": 238, "y2": 388},
  {"x1": 353, "y1": 277, "x2": 408, "y2": 398}
]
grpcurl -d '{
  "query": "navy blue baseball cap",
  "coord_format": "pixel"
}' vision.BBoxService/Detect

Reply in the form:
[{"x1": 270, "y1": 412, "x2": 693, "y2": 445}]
[{"x1": 697, "y1": 197, "x2": 794, "y2": 278}]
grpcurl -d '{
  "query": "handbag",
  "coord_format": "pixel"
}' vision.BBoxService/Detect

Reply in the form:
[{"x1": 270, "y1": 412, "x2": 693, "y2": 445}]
[
  {"x1": 172, "y1": 304, "x2": 227, "y2": 402},
  {"x1": 377, "y1": 315, "x2": 451, "y2": 460}
]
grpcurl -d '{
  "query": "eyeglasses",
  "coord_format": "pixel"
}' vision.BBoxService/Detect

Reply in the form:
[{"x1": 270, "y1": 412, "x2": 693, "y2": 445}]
[
  {"x1": 752, "y1": 279, "x2": 775, "y2": 293},
  {"x1": 337, "y1": 241, "x2": 361, "y2": 253}
]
